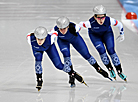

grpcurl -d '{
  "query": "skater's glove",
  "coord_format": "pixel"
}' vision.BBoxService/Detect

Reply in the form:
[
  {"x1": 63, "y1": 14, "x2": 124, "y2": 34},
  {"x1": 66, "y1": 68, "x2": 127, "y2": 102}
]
[
  {"x1": 50, "y1": 31, "x2": 58, "y2": 45},
  {"x1": 75, "y1": 24, "x2": 81, "y2": 32},
  {"x1": 116, "y1": 34, "x2": 124, "y2": 42}
]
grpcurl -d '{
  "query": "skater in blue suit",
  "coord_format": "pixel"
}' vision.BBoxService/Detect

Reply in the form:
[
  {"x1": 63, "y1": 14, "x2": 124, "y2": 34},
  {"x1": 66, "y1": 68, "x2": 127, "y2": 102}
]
[
  {"x1": 50, "y1": 16, "x2": 112, "y2": 87},
  {"x1": 27, "y1": 26, "x2": 87, "y2": 90},
  {"x1": 79, "y1": 5, "x2": 127, "y2": 81}
]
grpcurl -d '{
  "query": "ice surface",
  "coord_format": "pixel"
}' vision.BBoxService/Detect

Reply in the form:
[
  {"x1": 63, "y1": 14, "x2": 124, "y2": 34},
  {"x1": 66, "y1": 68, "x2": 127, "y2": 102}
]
[{"x1": 0, "y1": 0, "x2": 138, "y2": 102}]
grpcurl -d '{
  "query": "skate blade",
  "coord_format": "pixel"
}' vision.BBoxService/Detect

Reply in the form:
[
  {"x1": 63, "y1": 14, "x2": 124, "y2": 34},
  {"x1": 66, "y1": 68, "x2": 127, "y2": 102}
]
[
  {"x1": 36, "y1": 86, "x2": 42, "y2": 91},
  {"x1": 37, "y1": 88, "x2": 41, "y2": 92},
  {"x1": 124, "y1": 78, "x2": 127, "y2": 82},
  {"x1": 70, "y1": 84, "x2": 76, "y2": 88},
  {"x1": 108, "y1": 77, "x2": 113, "y2": 81},
  {"x1": 36, "y1": 88, "x2": 41, "y2": 92},
  {"x1": 114, "y1": 77, "x2": 116, "y2": 80},
  {"x1": 83, "y1": 82, "x2": 89, "y2": 87}
]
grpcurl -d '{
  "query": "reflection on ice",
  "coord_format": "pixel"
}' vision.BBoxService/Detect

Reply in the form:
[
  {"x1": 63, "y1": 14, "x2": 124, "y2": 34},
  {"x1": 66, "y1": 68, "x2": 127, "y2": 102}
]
[
  {"x1": 67, "y1": 85, "x2": 127, "y2": 102},
  {"x1": 68, "y1": 88, "x2": 75, "y2": 102},
  {"x1": 95, "y1": 85, "x2": 127, "y2": 102},
  {"x1": 68, "y1": 88, "x2": 88, "y2": 102},
  {"x1": 36, "y1": 93, "x2": 43, "y2": 102}
]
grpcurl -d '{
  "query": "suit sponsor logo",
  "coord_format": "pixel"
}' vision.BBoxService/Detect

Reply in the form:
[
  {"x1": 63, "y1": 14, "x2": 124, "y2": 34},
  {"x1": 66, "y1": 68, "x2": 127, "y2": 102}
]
[
  {"x1": 59, "y1": 36, "x2": 65, "y2": 38},
  {"x1": 96, "y1": 44, "x2": 101, "y2": 48},
  {"x1": 93, "y1": 27, "x2": 99, "y2": 29},
  {"x1": 33, "y1": 46, "x2": 39, "y2": 49}
]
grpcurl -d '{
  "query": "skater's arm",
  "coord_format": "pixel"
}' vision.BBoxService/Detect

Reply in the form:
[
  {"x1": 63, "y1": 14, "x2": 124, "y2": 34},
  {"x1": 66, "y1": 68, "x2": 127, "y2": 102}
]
[
  {"x1": 79, "y1": 21, "x2": 91, "y2": 29},
  {"x1": 110, "y1": 17, "x2": 124, "y2": 35},
  {"x1": 110, "y1": 17, "x2": 124, "y2": 42},
  {"x1": 26, "y1": 33, "x2": 32, "y2": 45},
  {"x1": 75, "y1": 24, "x2": 81, "y2": 32},
  {"x1": 49, "y1": 28, "x2": 58, "y2": 45}
]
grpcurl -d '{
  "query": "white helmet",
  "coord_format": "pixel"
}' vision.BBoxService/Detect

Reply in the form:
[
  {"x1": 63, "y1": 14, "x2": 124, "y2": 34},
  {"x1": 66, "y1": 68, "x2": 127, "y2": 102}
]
[
  {"x1": 56, "y1": 16, "x2": 70, "y2": 28},
  {"x1": 34, "y1": 26, "x2": 48, "y2": 39},
  {"x1": 93, "y1": 5, "x2": 106, "y2": 15}
]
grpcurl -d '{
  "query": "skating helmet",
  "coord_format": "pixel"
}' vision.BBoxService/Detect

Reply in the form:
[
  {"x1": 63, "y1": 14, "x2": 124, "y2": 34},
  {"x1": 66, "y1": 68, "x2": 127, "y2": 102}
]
[
  {"x1": 93, "y1": 5, "x2": 106, "y2": 15},
  {"x1": 34, "y1": 26, "x2": 48, "y2": 39},
  {"x1": 56, "y1": 16, "x2": 70, "y2": 28}
]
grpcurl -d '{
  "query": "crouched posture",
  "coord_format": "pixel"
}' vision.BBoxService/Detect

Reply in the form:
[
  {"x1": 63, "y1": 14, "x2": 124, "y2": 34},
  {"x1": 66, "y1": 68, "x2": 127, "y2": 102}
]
[
  {"x1": 27, "y1": 26, "x2": 86, "y2": 91},
  {"x1": 50, "y1": 16, "x2": 112, "y2": 86},
  {"x1": 79, "y1": 5, "x2": 127, "y2": 81}
]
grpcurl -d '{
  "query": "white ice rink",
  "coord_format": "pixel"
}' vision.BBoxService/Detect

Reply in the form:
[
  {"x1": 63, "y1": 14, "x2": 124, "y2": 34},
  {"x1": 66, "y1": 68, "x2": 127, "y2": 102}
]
[{"x1": 0, "y1": 0, "x2": 138, "y2": 102}]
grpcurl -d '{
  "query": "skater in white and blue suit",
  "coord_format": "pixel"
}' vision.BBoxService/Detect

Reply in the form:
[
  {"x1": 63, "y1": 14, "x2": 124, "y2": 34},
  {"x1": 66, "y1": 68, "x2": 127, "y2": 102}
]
[
  {"x1": 27, "y1": 26, "x2": 87, "y2": 90},
  {"x1": 79, "y1": 5, "x2": 127, "y2": 81},
  {"x1": 51, "y1": 16, "x2": 112, "y2": 87}
]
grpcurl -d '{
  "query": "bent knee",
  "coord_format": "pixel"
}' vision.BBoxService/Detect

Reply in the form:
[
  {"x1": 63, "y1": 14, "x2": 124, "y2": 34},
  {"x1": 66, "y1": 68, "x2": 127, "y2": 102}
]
[
  {"x1": 55, "y1": 63, "x2": 64, "y2": 70},
  {"x1": 61, "y1": 48, "x2": 70, "y2": 57},
  {"x1": 107, "y1": 47, "x2": 115, "y2": 55},
  {"x1": 96, "y1": 44, "x2": 106, "y2": 55}
]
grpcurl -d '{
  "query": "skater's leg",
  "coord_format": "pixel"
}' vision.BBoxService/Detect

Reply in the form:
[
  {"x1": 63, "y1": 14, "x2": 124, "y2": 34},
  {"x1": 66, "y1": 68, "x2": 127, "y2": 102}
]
[
  {"x1": 71, "y1": 35, "x2": 92, "y2": 60},
  {"x1": 71, "y1": 35, "x2": 97, "y2": 66},
  {"x1": 72, "y1": 35, "x2": 110, "y2": 79},
  {"x1": 64, "y1": 57, "x2": 87, "y2": 86},
  {"x1": 115, "y1": 66, "x2": 127, "y2": 81},
  {"x1": 33, "y1": 51, "x2": 43, "y2": 74},
  {"x1": 33, "y1": 51, "x2": 44, "y2": 90},
  {"x1": 36, "y1": 73, "x2": 43, "y2": 91},
  {"x1": 57, "y1": 39, "x2": 72, "y2": 70},
  {"x1": 68, "y1": 65, "x2": 75, "y2": 87},
  {"x1": 110, "y1": 54, "x2": 127, "y2": 80},
  {"x1": 89, "y1": 34, "x2": 112, "y2": 70},
  {"x1": 46, "y1": 44, "x2": 64, "y2": 70},
  {"x1": 46, "y1": 43, "x2": 87, "y2": 86},
  {"x1": 88, "y1": 33, "x2": 114, "y2": 79},
  {"x1": 57, "y1": 38, "x2": 71, "y2": 58},
  {"x1": 100, "y1": 53, "x2": 116, "y2": 79},
  {"x1": 57, "y1": 39, "x2": 76, "y2": 86},
  {"x1": 101, "y1": 31, "x2": 117, "y2": 79},
  {"x1": 104, "y1": 31, "x2": 127, "y2": 81},
  {"x1": 68, "y1": 65, "x2": 88, "y2": 86},
  {"x1": 110, "y1": 53, "x2": 120, "y2": 67},
  {"x1": 35, "y1": 61, "x2": 43, "y2": 90},
  {"x1": 63, "y1": 57, "x2": 72, "y2": 72},
  {"x1": 104, "y1": 32, "x2": 121, "y2": 67}
]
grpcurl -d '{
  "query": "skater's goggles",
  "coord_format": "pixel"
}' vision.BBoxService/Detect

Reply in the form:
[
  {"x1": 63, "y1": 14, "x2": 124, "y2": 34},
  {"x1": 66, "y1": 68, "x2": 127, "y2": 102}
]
[
  {"x1": 59, "y1": 26, "x2": 69, "y2": 30},
  {"x1": 96, "y1": 16, "x2": 106, "y2": 20},
  {"x1": 95, "y1": 14, "x2": 106, "y2": 20}
]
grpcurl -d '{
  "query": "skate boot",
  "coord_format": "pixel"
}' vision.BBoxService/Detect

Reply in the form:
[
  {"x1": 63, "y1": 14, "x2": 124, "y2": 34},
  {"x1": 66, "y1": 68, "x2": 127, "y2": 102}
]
[
  {"x1": 105, "y1": 63, "x2": 116, "y2": 80},
  {"x1": 36, "y1": 78, "x2": 43, "y2": 91},
  {"x1": 73, "y1": 71, "x2": 89, "y2": 87},
  {"x1": 115, "y1": 64, "x2": 127, "y2": 82},
  {"x1": 97, "y1": 67, "x2": 112, "y2": 81},
  {"x1": 108, "y1": 68, "x2": 116, "y2": 80},
  {"x1": 69, "y1": 75, "x2": 75, "y2": 88},
  {"x1": 118, "y1": 72, "x2": 127, "y2": 82},
  {"x1": 68, "y1": 65, "x2": 76, "y2": 88},
  {"x1": 68, "y1": 68, "x2": 88, "y2": 87},
  {"x1": 92, "y1": 62, "x2": 112, "y2": 81}
]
